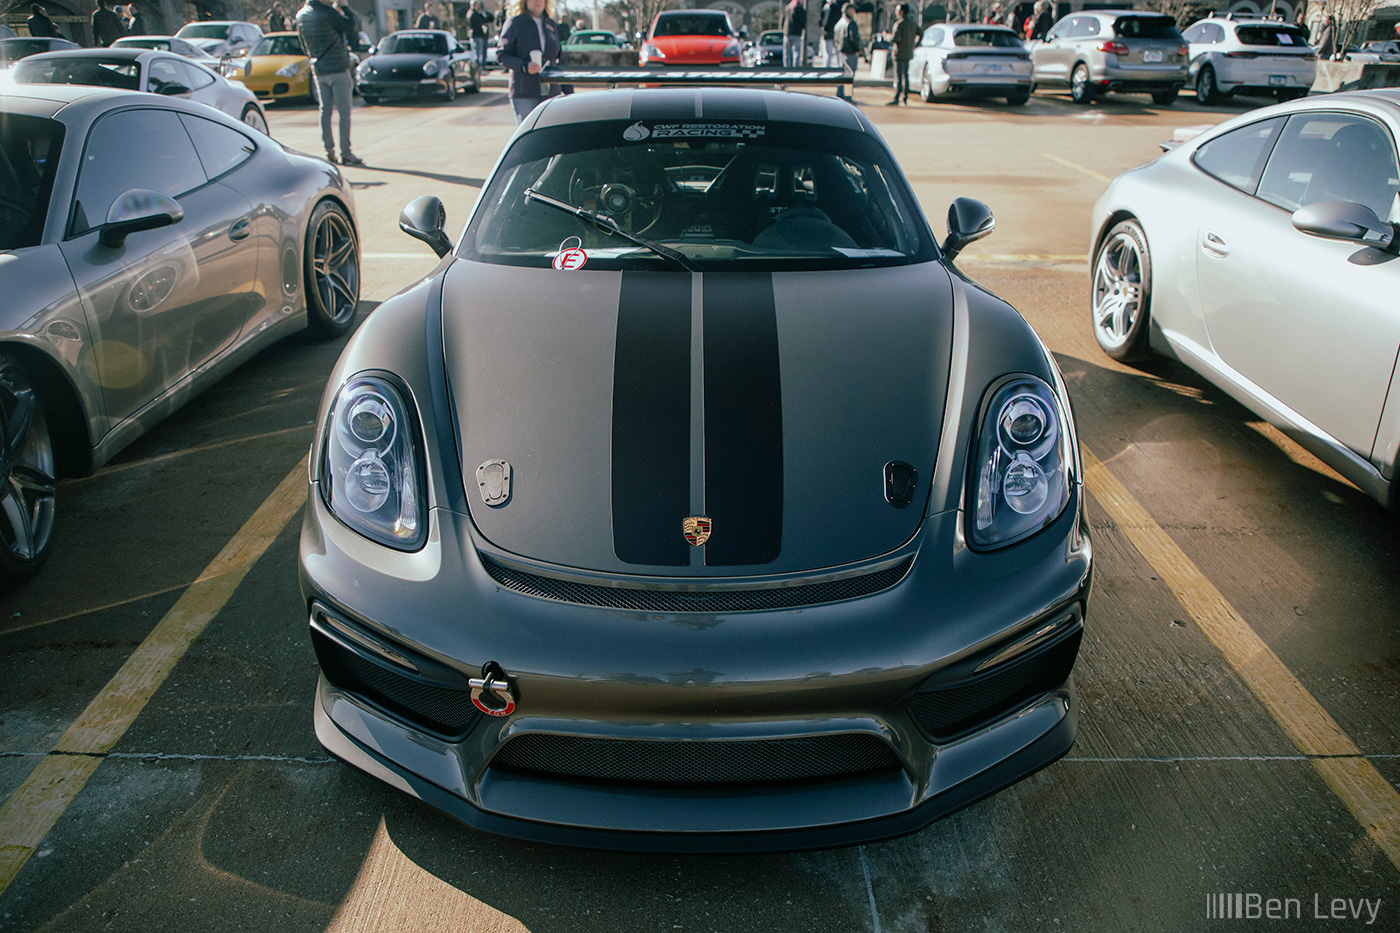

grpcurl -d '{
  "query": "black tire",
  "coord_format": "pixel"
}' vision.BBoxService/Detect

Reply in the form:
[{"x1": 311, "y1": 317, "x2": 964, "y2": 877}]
[
  {"x1": 920, "y1": 66, "x2": 935, "y2": 102},
  {"x1": 1070, "y1": 63, "x2": 1094, "y2": 104},
  {"x1": 304, "y1": 200, "x2": 361, "y2": 339},
  {"x1": 361, "y1": 92, "x2": 379, "y2": 105},
  {"x1": 1006, "y1": 88, "x2": 1030, "y2": 105},
  {"x1": 1195, "y1": 66, "x2": 1219, "y2": 105},
  {"x1": 465, "y1": 62, "x2": 481, "y2": 93},
  {"x1": 443, "y1": 75, "x2": 457, "y2": 101},
  {"x1": 0, "y1": 354, "x2": 57, "y2": 587},
  {"x1": 240, "y1": 103, "x2": 269, "y2": 135},
  {"x1": 1091, "y1": 219, "x2": 1153, "y2": 363},
  {"x1": 1151, "y1": 87, "x2": 1178, "y2": 105}
]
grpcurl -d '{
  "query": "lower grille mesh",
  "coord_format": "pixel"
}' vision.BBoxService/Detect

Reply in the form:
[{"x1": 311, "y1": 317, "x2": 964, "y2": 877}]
[
  {"x1": 909, "y1": 629, "x2": 1082, "y2": 740},
  {"x1": 491, "y1": 733, "x2": 900, "y2": 786},
  {"x1": 482, "y1": 557, "x2": 913, "y2": 613}
]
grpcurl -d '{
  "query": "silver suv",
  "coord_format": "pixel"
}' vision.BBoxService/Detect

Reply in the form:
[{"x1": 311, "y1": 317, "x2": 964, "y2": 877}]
[
  {"x1": 1182, "y1": 15, "x2": 1316, "y2": 104},
  {"x1": 1031, "y1": 10, "x2": 1187, "y2": 105}
]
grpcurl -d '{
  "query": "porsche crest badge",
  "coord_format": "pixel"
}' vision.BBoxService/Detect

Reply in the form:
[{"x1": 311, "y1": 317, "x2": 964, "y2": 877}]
[{"x1": 682, "y1": 516, "x2": 712, "y2": 547}]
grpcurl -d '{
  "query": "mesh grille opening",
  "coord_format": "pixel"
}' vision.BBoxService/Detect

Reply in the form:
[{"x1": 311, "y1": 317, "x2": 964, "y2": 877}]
[
  {"x1": 482, "y1": 557, "x2": 913, "y2": 613},
  {"x1": 490, "y1": 733, "x2": 901, "y2": 787},
  {"x1": 312, "y1": 629, "x2": 480, "y2": 738},
  {"x1": 909, "y1": 629, "x2": 1081, "y2": 741}
]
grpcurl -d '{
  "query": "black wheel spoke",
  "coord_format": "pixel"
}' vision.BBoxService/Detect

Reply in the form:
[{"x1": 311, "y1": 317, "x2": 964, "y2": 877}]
[{"x1": 0, "y1": 477, "x2": 37, "y2": 559}]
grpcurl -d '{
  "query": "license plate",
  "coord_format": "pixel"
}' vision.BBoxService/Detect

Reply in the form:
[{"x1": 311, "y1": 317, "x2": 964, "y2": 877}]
[
  {"x1": 979, "y1": 63, "x2": 1004, "y2": 73},
  {"x1": 1269, "y1": 75, "x2": 1286, "y2": 86},
  {"x1": 1143, "y1": 50, "x2": 1163, "y2": 63}
]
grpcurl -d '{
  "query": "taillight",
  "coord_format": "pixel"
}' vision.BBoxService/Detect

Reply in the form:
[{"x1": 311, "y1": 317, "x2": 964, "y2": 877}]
[
  {"x1": 1224, "y1": 51, "x2": 1258, "y2": 58},
  {"x1": 945, "y1": 51, "x2": 968, "y2": 59},
  {"x1": 1178, "y1": 45, "x2": 1188, "y2": 57},
  {"x1": 1098, "y1": 40, "x2": 1128, "y2": 55},
  {"x1": 1304, "y1": 52, "x2": 1317, "y2": 61}
]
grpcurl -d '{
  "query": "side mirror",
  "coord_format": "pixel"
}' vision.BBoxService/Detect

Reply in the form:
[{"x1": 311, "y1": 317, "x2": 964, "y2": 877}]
[
  {"x1": 100, "y1": 189, "x2": 183, "y2": 247},
  {"x1": 399, "y1": 195, "x2": 452, "y2": 258},
  {"x1": 1293, "y1": 200, "x2": 1396, "y2": 251},
  {"x1": 942, "y1": 197, "x2": 994, "y2": 261}
]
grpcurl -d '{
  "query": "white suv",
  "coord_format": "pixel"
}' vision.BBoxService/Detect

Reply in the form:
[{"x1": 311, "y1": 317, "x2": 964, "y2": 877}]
[{"x1": 1182, "y1": 15, "x2": 1315, "y2": 105}]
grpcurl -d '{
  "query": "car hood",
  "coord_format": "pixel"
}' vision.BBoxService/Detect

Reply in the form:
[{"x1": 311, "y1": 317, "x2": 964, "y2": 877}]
[
  {"x1": 441, "y1": 261, "x2": 954, "y2": 576},
  {"x1": 247, "y1": 53, "x2": 306, "y2": 73},
  {"x1": 650, "y1": 35, "x2": 739, "y2": 61}
]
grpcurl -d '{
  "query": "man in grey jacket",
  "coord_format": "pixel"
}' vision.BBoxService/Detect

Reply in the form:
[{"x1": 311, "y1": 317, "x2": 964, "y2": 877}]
[{"x1": 296, "y1": 0, "x2": 363, "y2": 165}]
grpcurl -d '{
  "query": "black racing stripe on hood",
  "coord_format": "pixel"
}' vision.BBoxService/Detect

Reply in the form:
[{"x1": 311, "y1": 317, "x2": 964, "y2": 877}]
[
  {"x1": 703, "y1": 273, "x2": 782, "y2": 566},
  {"x1": 612, "y1": 271, "x2": 692, "y2": 566},
  {"x1": 629, "y1": 89, "x2": 700, "y2": 121},
  {"x1": 697, "y1": 91, "x2": 768, "y2": 121}
]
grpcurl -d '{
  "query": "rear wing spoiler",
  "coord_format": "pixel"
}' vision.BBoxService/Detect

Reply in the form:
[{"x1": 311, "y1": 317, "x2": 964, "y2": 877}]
[{"x1": 539, "y1": 65, "x2": 852, "y2": 87}]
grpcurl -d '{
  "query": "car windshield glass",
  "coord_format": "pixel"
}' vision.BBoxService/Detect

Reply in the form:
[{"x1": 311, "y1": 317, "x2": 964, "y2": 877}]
[
  {"x1": 463, "y1": 118, "x2": 935, "y2": 271},
  {"x1": 0, "y1": 38, "x2": 53, "y2": 61},
  {"x1": 114, "y1": 38, "x2": 170, "y2": 49},
  {"x1": 760, "y1": 31, "x2": 782, "y2": 44},
  {"x1": 1113, "y1": 16, "x2": 1178, "y2": 39},
  {"x1": 379, "y1": 33, "x2": 447, "y2": 54},
  {"x1": 253, "y1": 35, "x2": 305, "y2": 55},
  {"x1": 952, "y1": 29, "x2": 1022, "y2": 47},
  {"x1": 12, "y1": 57, "x2": 141, "y2": 90},
  {"x1": 569, "y1": 31, "x2": 616, "y2": 45},
  {"x1": 178, "y1": 24, "x2": 231, "y2": 38},
  {"x1": 653, "y1": 15, "x2": 731, "y2": 37},
  {"x1": 1235, "y1": 25, "x2": 1309, "y2": 47},
  {"x1": 0, "y1": 112, "x2": 64, "y2": 251}
]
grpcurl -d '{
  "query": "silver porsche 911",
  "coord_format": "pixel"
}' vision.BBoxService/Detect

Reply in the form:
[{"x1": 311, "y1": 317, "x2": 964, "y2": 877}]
[
  {"x1": 301, "y1": 78, "x2": 1093, "y2": 850},
  {"x1": 1090, "y1": 89, "x2": 1400, "y2": 510}
]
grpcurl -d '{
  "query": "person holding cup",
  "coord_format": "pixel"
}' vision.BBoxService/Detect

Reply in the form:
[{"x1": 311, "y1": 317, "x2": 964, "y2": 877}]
[{"x1": 498, "y1": 0, "x2": 563, "y2": 123}]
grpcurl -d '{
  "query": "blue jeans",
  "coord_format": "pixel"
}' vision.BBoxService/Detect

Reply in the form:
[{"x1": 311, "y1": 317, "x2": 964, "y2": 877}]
[
  {"x1": 512, "y1": 96, "x2": 540, "y2": 123},
  {"x1": 472, "y1": 36, "x2": 487, "y2": 70},
  {"x1": 784, "y1": 34, "x2": 804, "y2": 66}
]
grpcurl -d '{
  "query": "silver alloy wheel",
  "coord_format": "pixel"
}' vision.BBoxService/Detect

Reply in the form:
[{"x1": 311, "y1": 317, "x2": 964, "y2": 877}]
[
  {"x1": 1071, "y1": 63, "x2": 1091, "y2": 103},
  {"x1": 0, "y1": 358, "x2": 56, "y2": 571},
  {"x1": 1092, "y1": 229, "x2": 1144, "y2": 351},
  {"x1": 921, "y1": 66, "x2": 933, "y2": 102},
  {"x1": 311, "y1": 206, "x2": 360, "y2": 328},
  {"x1": 242, "y1": 104, "x2": 269, "y2": 134},
  {"x1": 1196, "y1": 66, "x2": 1217, "y2": 105}
]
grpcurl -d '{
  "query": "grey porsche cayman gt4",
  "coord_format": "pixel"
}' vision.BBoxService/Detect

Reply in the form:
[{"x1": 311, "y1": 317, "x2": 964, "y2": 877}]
[{"x1": 300, "y1": 76, "x2": 1093, "y2": 851}]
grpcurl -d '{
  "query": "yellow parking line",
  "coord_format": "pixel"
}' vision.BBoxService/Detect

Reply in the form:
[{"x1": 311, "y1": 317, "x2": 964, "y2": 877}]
[
  {"x1": 1044, "y1": 152, "x2": 1112, "y2": 184},
  {"x1": 1083, "y1": 445, "x2": 1400, "y2": 871},
  {"x1": 0, "y1": 456, "x2": 309, "y2": 895}
]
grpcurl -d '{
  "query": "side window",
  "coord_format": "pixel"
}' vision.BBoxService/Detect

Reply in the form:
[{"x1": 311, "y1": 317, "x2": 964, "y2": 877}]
[
  {"x1": 146, "y1": 58, "x2": 188, "y2": 94},
  {"x1": 1182, "y1": 24, "x2": 1203, "y2": 42},
  {"x1": 69, "y1": 108, "x2": 207, "y2": 237},
  {"x1": 1073, "y1": 18, "x2": 1100, "y2": 38},
  {"x1": 1192, "y1": 116, "x2": 1283, "y2": 194},
  {"x1": 177, "y1": 60, "x2": 215, "y2": 90},
  {"x1": 1207, "y1": 24, "x2": 1225, "y2": 43},
  {"x1": 927, "y1": 28, "x2": 944, "y2": 46},
  {"x1": 1256, "y1": 113, "x2": 1400, "y2": 218},
  {"x1": 179, "y1": 113, "x2": 255, "y2": 179}
]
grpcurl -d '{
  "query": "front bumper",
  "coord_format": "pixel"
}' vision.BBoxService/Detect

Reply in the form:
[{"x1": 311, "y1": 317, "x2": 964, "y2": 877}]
[
  {"x1": 300, "y1": 485, "x2": 1092, "y2": 850},
  {"x1": 356, "y1": 76, "x2": 449, "y2": 98},
  {"x1": 243, "y1": 74, "x2": 312, "y2": 99}
]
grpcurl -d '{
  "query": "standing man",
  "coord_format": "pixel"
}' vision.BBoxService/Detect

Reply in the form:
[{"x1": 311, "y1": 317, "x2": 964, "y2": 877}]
[
  {"x1": 92, "y1": 0, "x2": 125, "y2": 45},
  {"x1": 126, "y1": 1, "x2": 146, "y2": 33},
  {"x1": 833, "y1": 1, "x2": 859, "y2": 98},
  {"x1": 887, "y1": 2, "x2": 917, "y2": 104},
  {"x1": 469, "y1": 0, "x2": 491, "y2": 69},
  {"x1": 415, "y1": 2, "x2": 440, "y2": 29},
  {"x1": 297, "y1": 0, "x2": 363, "y2": 165},
  {"x1": 820, "y1": 0, "x2": 840, "y2": 67},
  {"x1": 26, "y1": 4, "x2": 59, "y2": 37},
  {"x1": 782, "y1": 0, "x2": 806, "y2": 67},
  {"x1": 267, "y1": 3, "x2": 286, "y2": 31}
]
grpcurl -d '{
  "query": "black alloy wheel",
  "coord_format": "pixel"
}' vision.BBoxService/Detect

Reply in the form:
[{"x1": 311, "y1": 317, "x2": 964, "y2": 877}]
[{"x1": 0, "y1": 355, "x2": 57, "y2": 586}]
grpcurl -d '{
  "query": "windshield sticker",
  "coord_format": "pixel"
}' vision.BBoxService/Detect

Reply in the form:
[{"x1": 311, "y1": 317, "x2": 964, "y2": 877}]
[
  {"x1": 553, "y1": 237, "x2": 588, "y2": 271},
  {"x1": 623, "y1": 121, "x2": 765, "y2": 141}
]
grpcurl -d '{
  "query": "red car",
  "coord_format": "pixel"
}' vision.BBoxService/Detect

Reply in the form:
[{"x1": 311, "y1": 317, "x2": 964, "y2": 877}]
[{"x1": 639, "y1": 9, "x2": 744, "y2": 66}]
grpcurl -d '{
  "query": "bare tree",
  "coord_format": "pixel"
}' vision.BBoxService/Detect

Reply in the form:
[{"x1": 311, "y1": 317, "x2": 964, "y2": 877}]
[{"x1": 603, "y1": 0, "x2": 676, "y2": 42}]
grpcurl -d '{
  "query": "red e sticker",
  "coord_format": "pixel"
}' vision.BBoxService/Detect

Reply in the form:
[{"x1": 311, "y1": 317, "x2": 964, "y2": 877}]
[{"x1": 553, "y1": 247, "x2": 587, "y2": 271}]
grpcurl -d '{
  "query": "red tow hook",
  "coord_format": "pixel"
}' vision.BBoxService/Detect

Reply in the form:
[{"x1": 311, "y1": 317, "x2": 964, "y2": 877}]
[{"x1": 469, "y1": 661, "x2": 516, "y2": 717}]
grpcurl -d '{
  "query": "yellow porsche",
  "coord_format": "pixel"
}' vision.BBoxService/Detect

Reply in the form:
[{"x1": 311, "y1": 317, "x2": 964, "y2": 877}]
[{"x1": 228, "y1": 31, "x2": 314, "y2": 103}]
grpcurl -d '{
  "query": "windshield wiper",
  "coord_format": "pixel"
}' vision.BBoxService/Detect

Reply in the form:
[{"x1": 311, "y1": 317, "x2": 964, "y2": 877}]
[{"x1": 523, "y1": 187, "x2": 695, "y2": 272}]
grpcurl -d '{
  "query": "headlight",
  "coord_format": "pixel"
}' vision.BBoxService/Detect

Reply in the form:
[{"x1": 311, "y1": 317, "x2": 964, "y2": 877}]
[
  {"x1": 320, "y1": 375, "x2": 425, "y2": 550},
  {"x1": 968, "y1": 375, "x2": 1072, "y2": 548},
  {"x1": 723, "y1": 40, "x2": 741, "y2": 58},
  {"x1": 640, "y1": 42, "x2": 663, "y2": 63},
  {"x1": 423, "y1": 59, "x2": 440, "y2": 75},
  {"x1": 275, "y1": 61, "x2": 301, "y2": 77},
  {"x1": 356, "y1": 61, "x2": 372, "y2": 78}
]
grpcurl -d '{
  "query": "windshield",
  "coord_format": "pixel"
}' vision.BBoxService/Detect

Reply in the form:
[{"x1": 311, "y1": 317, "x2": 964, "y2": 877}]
[
  {"x1": 0, "y1": 113, "x2": 64, "y2": 250},
  {"x1": 114, "y1": 37, "x2": 170, "y2": 49},
  {"x1": 463, "y1": 118, "x2": 935, "y2": 271},
  {"x1": 760, "y1": 31, "x2": 783, "y2": 44},
  {"x1": 0, "y1": 38, "x2": 56, "y2": 61},
  {"x1": 653, "y1": 14, "x2": 733, "y2": 37},
  {"x1": 13, "y1": 57, "x2": 140, "y2": 90},
  {"x1": 177, "y1": 24, "x2": 231, "y2": 39},
  {"x1": 1113, "y1": 16, "x2": 1180, "y2": 40},
  {"x1": 253, "y1": 34, "x2": 306, "y2": 56},
  {"x1": 569, "y1": 31, "x2": 616, "y2": 45},
  {"x1": 379, "y1": 33, "x2": 448, "y2": 55},
  {"x1": 952, "y1": 29, "x2": 1023, "y2": 48}
]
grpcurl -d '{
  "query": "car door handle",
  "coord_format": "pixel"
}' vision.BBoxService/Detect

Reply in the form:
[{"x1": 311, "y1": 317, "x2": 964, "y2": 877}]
[
  {"x1": 1201, "y1": 230, "x2": 1229, "y2": 258},
  {"x1": 228, "y1": 218, "x2": 252, "y2": 241}
]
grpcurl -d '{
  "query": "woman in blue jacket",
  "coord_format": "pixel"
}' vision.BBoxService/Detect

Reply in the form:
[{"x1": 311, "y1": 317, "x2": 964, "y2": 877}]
[{"x1": 497, "y1": 0, "x2": 562, "y2": 123}]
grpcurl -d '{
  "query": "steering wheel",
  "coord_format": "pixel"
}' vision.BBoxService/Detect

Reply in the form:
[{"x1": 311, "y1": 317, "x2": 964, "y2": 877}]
[{"x1": 569, "y1": 168, "x2": 664, "y2": 235}]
